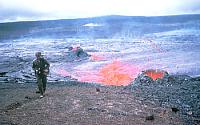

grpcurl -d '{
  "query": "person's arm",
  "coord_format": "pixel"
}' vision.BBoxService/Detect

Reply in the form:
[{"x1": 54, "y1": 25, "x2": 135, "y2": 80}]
[
  {"x1": 32, "y1": 60, "x2": 38, "y2": 75},
  {"x1": 44, "y1": 59, "x2": 50, "y2": 68},
  {"x1": 32, "y1": 60, "x2": 36, "y2": 70},
  {"x1": 42, "y1": 59, "x2": 50, "y2": 75}
]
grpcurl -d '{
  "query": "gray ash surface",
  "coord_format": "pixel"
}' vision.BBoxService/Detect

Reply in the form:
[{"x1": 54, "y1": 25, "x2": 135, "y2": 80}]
[{"x1": 127, "y1": 71, "x2": 200, "y2": 125}]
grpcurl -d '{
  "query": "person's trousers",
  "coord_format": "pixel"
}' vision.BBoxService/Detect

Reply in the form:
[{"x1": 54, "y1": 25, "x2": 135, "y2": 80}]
[{"x1": 36, "y1": 75, "x2": 47, "y2": 95}]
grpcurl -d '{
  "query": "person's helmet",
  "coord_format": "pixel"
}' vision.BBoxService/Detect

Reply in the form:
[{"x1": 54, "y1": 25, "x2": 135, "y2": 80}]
[{"x1": 35, "y1": 52, "x2": 42, "y2": 58}]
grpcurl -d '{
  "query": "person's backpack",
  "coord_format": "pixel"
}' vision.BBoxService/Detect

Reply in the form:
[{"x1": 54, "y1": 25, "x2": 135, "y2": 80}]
[
  {"x1": 41, "y1": 58, "x2": 49, "y2": 75},
  {"x1": 34, "y1": 58, "x2": 49, "y2": 75}
]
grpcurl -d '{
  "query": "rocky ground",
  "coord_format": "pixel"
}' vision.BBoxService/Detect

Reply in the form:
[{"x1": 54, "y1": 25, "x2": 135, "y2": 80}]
[
  {"x1": 0, "y1": 70, "x2": 200, "y2": 125},
  {"x1": 0, "y1": 80, "x2": 192, "y2": 125},
  {"x1": 127, "y1": 71, "x2": 200, "y2": 125}
]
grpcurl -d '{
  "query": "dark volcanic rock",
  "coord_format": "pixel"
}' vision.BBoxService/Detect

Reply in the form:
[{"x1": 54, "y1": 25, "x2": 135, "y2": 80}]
[
  {"x1": 5, "y1": 102, "x2": 22, "y2": 111},
  {"x1": 96, "y1": 88, "x2": 100, "y2": 92},
  {"x1": 171, "y1": 107, "x2": 179, "y2": 113},
  {"x1": 0, "y1": 72, "x2": 7, "y2": 77},
  {"x1": 66, "y1": 46, "x2": 90, "y2": 62},
  {"x1": 191, "y1": 76, "x2": 200, "y2": 81},
  {"x1": 128, "y1": 70, "x2": 200, "y2": 125},
  {"x1": 145, "y1": 114, "x2": 154, "y2": 121}
]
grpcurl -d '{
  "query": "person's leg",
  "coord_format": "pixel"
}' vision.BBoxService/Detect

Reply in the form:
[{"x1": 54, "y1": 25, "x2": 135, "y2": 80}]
[
  {"x1": 35, "y1": 80, "x2": 40, "y2": 93},
  {"x1": 37, "y1": 76, "x2": 44, "y2": 96},
  {"x1": 42, "y1": 76, "x2": 47, "y2": 93}
]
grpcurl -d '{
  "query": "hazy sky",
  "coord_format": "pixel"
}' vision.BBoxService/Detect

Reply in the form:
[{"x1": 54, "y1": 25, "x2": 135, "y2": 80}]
[{"x1": 0, "y1": 0, "x2": 200, "y2": 22}]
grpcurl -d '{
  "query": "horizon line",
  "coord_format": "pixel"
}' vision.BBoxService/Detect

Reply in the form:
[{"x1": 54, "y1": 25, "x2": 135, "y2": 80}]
[{"x1": 1, "y1": 13, "x2": 200, "y2": 24}]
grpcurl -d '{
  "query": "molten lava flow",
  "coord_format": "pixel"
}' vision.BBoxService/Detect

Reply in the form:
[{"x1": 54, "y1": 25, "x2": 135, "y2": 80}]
[
  {"x1": 144, "y1": 70, "x2": 165, "y2": 80},
  {"x1": 56, "y1": 69, "x2": 71, "y2": 77},
  {"x1": 55, "y1": 61, "x2": 140, "y2": 86},
  {"x1": 98, "y1": 61, "x2": 139, "y2": 86},
  {"x1": 77, "y1": 61, "x2": 139, "y2": 86},
  {"x1": 78, "y1": 71, "x2": 101, "y2": 82},
  {"x1": 90, "y1": 53, "x2": 106, "y2": 61}
]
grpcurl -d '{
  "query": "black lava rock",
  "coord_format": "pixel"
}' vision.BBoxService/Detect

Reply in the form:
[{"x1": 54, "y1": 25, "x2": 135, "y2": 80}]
[
  {"x1": 145, "y1": 114, "x2": 154, "y2": 121},
  {"x1": 171, "y1": 107, "x2": 179, "y2": 113}
]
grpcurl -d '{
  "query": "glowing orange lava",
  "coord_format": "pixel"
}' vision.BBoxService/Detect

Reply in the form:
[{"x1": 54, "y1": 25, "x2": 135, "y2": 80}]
[
  {"x1": 97, "y1": 61, "x2": 139, "y2": 86},
  {"x1": 56, "y1": 61, "x2": 140, "y2": 86},
  {"x1": 56, "y1": 69, "x2": 70, "y2": 77},
  {"x1": 144, "y1": 70, "x2": 165, "y2": 80},
  {"x1": 90, "y1": 53, "x2": 106, "y2": 61}
]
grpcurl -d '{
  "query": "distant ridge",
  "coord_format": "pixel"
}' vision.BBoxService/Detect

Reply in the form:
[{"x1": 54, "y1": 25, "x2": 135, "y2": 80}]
[
  {"x1": 0, "y1": 14, "x2": 200, "y2": 40},
  {"x1": 1, "y1": 14, "x2": 200, "y2": 24}
]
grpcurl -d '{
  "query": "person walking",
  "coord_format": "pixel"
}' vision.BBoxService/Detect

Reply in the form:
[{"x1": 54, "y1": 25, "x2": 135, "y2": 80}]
[{"x1": 32, "y1": 52, "x2": 50, "y2": 98}]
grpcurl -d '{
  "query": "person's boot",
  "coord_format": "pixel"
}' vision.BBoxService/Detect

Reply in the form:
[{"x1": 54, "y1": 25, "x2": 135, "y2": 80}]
[
  {"x1": 40, "y1": 95, "x2": 44, "y2": 98},
  {"x1": 36, "y1": 91, "x2": 40, "y2": 93}
]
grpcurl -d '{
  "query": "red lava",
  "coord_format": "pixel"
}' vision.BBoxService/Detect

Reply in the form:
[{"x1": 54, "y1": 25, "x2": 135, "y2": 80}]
[
  {"x1": 56, "y1": 69, "x2": 71, "y2": 77},
  {"x1": 90, "y1": 53, "x2": 106, "y2": 61},
  {"x1": 144, "y1": 70, "x2": 165, "y2": 80},
  {"x1": 56, "y1": 58, "x2": 140, "y2": 86},
  {"x1": 79, "y1": 60, "x2": 140, "y2": 86}
]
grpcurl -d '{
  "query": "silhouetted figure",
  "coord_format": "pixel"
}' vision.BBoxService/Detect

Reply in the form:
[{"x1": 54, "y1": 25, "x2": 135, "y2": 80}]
[{"x1": 32, "y1": 52, "x2": 50, "y2": 98}]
